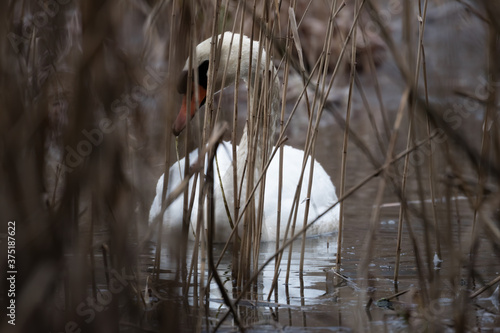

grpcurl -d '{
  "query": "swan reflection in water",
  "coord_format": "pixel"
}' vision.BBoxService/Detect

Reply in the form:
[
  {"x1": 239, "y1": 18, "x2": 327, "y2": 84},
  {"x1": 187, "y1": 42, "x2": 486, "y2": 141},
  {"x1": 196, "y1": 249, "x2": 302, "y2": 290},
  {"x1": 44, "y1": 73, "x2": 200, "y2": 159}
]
[{"x1": 156, "y1": 234, "x2": 338, "y2": 308}]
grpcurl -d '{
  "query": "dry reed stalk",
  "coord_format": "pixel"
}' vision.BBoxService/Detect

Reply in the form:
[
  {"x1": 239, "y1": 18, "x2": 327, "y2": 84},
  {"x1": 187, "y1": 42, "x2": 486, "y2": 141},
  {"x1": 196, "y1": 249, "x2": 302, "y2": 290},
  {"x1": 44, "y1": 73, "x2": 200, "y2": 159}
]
[
  {"x1": 482, "y1": 3, "x2": 500, "y2": 253},
  {"x1": 395, "y1": 0, "x2": 416, "y2": 290},
  {"x1": 470, "y1": 21, "x2": 497, "y2": 261},
  {"x1": 199, "y1": 7, "x2": 239, "y2": 262},
  {"x1": 411, "y1": 0, "x2": 436, "y2": 285},
  {"x1": 275, "y1": 8, "x2": 292, "y2": 284},
  {"x1": 266, "y1": 0, "x2": 302, "y2": 295},
  {"x1": 236, "y1": 1, "x2": 254, "y2": 287},
  {"x1": 179, "y1": 14, "x2": 195, "y2": 290},
  {"x1": 194, "y1": 127, "x2": 230, "y2": 328},
  {"x1": 206, "y1": 140, "x2": 244, "y2": 331},
  {"x1": 154, "y1": 0, "x2": 177, "y2": 282},
  {"x1": 417, "y1": 2, "x2": 444, "y2": 307},
  {"x1": 286, "y1": 2, "x2": 314, "y2": 281},
  {"x1": 421, "y1": 34, "x2": 441, "y2": 264},
  {"x1": 368, "y1": 86, "x2": 408, "y2": 283},
  {"x1": 187, "y1": 9, "x2": 205, "y2": 306},
  {"x1": 316, "y1": 0, "x2": 342, "y2": 269},
  {"x1": 282, "y1": 1, "x2": 302, "y2": 285},
  {"x1": 237, "y1": 0, "x2": 258, "y2": 288},
  {"x1": 231, "y1": 1, "x2": 246, "y2": 281},
  {"x1": 470, "y1": 275, "x2": 500, "y2": 299},
  {"x1": 337, "y1": 0, "x2": 358, "y2": 271},
  {"x1": 400, "y1": 183, "x2": 430, "y2": 303},
  {"x1": 184, "y1": 173, "x2": 201, "y2": 298},
  {"x1": 196, "y1": 0, "x2": 225, "y2": 318},
  {"x1": 254, "y1": 10, "x2": 272, "y2": 273},
  {"x1": 298, "y1": 75, "x2": 318, "y2": 277},
  {"x1": 466, "y1": 21, "x2": 500, "y2": 301},
  {"x1": 255, "y1": 13, "x2": 276, "y2": 270},
  {"x1": 414, "y1": 0, "x2": 441, "y2": 266}
]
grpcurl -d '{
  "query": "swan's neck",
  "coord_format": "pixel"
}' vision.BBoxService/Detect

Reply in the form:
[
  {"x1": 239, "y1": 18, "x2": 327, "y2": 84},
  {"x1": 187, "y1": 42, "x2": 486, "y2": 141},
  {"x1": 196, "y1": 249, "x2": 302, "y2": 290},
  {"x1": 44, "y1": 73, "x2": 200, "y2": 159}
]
[{"x1": 236, "y1": 66, "x2": 280, "y2": 192}]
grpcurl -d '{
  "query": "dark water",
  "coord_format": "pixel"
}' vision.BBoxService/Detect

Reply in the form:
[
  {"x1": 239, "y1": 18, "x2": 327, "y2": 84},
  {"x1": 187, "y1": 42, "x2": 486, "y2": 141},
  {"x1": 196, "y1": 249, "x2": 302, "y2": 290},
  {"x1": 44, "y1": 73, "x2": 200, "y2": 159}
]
[
  {"x1": 149, "y1": 192, "x2": 499, "y2": 331},
  {"x1": 148, "y1": 188, "x2": 500, "y2": 331}
]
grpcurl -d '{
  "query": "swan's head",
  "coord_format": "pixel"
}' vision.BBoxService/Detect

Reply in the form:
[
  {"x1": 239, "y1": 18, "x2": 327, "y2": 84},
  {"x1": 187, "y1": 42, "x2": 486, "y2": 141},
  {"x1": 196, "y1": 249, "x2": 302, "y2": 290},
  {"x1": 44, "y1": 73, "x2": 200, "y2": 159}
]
[{"x1": 173, "y1": 32, "x2": 269, "y2": 136}]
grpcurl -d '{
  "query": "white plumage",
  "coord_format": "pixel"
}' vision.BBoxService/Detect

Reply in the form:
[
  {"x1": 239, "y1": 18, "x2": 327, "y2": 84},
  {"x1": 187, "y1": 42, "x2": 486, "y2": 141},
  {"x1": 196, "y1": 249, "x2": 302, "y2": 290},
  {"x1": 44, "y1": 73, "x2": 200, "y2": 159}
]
[{"x1": 149, "y1": 33, "x2": 339, "y2": 242}]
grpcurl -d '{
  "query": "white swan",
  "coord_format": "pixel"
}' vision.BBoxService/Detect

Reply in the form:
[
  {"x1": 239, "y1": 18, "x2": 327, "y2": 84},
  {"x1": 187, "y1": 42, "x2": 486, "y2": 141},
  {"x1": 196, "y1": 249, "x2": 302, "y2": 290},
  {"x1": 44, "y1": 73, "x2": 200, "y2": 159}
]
[{"x1": 149, "y1": 32, "x2": 339, "y2": 242}]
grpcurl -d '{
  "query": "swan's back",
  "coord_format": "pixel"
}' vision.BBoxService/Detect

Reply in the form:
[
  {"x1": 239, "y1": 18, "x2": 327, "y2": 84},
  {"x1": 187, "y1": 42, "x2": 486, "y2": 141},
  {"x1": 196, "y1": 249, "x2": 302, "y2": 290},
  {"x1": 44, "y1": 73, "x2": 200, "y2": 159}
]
[{"x1": 260, "y1": 145, "x2": 339, "y2": 241}]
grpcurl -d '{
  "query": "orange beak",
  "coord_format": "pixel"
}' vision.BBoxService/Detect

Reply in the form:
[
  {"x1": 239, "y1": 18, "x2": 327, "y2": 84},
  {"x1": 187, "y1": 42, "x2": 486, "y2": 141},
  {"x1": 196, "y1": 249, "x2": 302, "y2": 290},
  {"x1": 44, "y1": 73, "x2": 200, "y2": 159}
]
[{"x1": 172, "y1": 84, "x2": 207, "y2": 136}]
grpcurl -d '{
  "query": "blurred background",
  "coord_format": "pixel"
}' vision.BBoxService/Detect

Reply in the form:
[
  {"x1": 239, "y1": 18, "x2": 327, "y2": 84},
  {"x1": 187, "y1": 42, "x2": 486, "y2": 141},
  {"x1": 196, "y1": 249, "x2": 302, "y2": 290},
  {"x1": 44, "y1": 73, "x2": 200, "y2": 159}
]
[{"x1": 1, "y1": 0, "x2": 500, "y2": 332}]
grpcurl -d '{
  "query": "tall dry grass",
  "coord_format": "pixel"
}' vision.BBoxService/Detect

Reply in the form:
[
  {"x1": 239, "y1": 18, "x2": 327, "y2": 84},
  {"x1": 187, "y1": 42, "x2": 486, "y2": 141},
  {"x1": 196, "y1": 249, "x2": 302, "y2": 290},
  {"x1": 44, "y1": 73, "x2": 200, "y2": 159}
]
[{"x1": 0, "y1": 0, "x2": 499, "y2": 332}]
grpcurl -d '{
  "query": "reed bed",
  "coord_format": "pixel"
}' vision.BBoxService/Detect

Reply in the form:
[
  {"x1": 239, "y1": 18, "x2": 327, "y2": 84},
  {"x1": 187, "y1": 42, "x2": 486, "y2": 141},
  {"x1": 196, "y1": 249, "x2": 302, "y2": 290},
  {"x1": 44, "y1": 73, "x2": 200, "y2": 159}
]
[{"x1": 1, "y1": 0, "x2": 500, "y2": 332}]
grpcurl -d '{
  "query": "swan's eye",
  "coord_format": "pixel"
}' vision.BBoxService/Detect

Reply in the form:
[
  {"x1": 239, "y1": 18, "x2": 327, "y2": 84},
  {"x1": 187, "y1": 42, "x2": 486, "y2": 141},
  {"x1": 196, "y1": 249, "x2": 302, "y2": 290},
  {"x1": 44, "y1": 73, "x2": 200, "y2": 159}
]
[
  {"x1": 198, "y1": 60, "x2": 209, "y2": 89},
  {"x1": 177, "y1": 71, "x2": 188, "y2": 94},
  {"x1": 176, "y1": 60, "x2": 210, "y2": 95}
]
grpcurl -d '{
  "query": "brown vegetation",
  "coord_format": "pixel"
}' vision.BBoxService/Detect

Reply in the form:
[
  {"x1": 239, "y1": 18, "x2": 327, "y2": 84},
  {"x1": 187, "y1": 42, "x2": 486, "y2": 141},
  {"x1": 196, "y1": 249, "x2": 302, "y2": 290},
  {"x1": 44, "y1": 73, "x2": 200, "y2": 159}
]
[{"x1": 1, "y1": 0, "x2": 499, "y2": 332}]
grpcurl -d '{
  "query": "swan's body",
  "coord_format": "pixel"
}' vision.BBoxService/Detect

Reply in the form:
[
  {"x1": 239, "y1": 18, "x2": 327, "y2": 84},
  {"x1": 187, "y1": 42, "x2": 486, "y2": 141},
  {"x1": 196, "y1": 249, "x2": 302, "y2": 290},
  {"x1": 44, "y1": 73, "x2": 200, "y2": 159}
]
[
  {"x1": 149, "y1": 142, "x2": 339, "y2": 242},
  {"x1": 149, "y1": 33, "x2": 339, "y2": 242}
]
